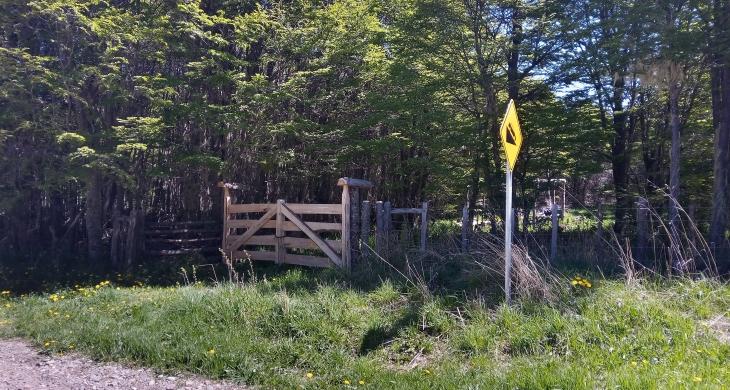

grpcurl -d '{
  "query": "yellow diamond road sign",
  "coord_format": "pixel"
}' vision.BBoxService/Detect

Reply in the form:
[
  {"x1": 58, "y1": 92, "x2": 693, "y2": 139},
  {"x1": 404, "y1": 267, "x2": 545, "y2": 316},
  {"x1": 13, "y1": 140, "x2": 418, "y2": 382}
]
[{"x1": 499, "y1": 99, "x2": 523, "y2": 171}]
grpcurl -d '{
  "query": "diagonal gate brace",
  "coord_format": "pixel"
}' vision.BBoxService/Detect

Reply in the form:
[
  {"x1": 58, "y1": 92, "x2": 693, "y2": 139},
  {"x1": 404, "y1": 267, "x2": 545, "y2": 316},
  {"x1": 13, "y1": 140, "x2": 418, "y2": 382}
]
[{"x1": 279, "y1": 203, "x2": 342, "y2": 267}]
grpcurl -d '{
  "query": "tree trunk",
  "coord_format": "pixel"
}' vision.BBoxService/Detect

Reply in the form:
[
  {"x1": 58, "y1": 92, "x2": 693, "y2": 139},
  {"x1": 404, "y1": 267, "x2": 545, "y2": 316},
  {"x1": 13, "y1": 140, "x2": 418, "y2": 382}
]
[
  {"x1": 611, "y1": 75, "x2": 631, "y2": 235},
  {"x1": 85, "y1": 171, "x2": 104, "y2": 263},
  {"x1": 668, "y1": 78, "x2": 684, "y2": 273},
  {"x1": 709, "y1": 0, "x2": 730, "y2": 249},
  {"x1": 507, "y1": 4, "x2": 523, "y2": 102}
]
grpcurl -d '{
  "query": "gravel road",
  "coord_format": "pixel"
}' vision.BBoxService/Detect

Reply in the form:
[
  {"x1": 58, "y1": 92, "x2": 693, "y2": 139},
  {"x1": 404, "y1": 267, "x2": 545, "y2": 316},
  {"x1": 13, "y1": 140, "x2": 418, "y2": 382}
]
[{"x1": 0, "y1": 339, "x2": 248, "y2": 390}]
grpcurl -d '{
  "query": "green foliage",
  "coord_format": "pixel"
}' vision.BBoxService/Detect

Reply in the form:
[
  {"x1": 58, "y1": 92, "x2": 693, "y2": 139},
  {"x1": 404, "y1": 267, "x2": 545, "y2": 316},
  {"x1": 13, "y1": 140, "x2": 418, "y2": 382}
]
[
  {"x1": 2, "y1": 274, "x2": 729, "y2": 388},
  {"x1": 0, "y1": 0, "x2": 724, "y2": 263}
]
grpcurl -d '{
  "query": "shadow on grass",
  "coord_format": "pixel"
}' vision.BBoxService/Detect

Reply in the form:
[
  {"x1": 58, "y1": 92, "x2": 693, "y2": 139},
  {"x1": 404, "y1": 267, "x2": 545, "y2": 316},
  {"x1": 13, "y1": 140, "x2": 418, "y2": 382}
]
[{"x1": 359, "y1": 301, "x2": 423, "y2": 355}]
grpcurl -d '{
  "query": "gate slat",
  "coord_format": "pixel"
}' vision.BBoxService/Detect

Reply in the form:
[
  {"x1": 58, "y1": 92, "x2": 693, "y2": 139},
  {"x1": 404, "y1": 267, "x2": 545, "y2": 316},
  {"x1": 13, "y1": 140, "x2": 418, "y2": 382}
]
[
  {"x1": 226, "y1": 220, "x2": 341, "y2": 232},
  {"x1": 228, "y1": 204, "x2": 271, "y2": 213},
  {"x1": 228, "y1": 235, "x2": 342, "y2": 252},
  {"x1": 227, "y1": 203, "x2": 340, "y2": 215},
  {"x1": 231, "y1": 251, "x2": 331, "y2": 268},
  {"x1": 226, "y1": 206, "x2": 277, "y2": 251},
  {"x1": 280, "y1": 203, "x2": 342, "y2": 267},
  {"x1": 286, "y1": 203, "x2": 341, "y2": 214}
]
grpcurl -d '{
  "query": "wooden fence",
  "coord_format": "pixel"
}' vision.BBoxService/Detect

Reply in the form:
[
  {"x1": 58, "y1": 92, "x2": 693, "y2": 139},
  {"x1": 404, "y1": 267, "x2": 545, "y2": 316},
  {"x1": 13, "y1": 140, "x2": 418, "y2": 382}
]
[
  {"x1": 145, "y1": 220, "x2": 220, "y2": 256},
  {"x1": 220, "y1": 178, "x2": 373, "y2": 270},
  {"x1": 370, "y1": 201, "x2": 428, "y2": 256}
]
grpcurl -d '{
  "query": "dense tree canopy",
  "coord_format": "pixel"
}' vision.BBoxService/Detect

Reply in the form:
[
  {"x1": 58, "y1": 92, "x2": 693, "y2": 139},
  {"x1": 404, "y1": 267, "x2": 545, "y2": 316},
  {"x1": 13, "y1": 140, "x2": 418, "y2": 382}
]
[{"x1": 0, "y1": 0, "x2": 728, "y2": 268}]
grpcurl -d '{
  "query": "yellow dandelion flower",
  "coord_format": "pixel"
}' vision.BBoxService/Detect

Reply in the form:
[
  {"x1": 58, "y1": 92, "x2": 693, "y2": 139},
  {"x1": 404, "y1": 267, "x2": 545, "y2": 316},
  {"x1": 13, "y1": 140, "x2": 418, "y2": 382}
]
[
  {"x1": 306, "y1": 372, "x2": 314, "y2": 379},
  {"x1": 692, "y1": 377, "x2": 702, "y2": 383},
  {"x1": 44, "y1": 342, "x2": 50, "y2": 347},
  {"x1": 207, "y1": 349, "x2": 215, "y2": 355},
  {"x1": 571, "y1": 280, "x2": 578, "y2": 286},
  {"x1": 359, "y1": 380, "x2": 365, "y2": 385},
  {"x1": 5, "y1": 303, "x2": 12, "y2": 308},
  {"x1": 344, "y1": 379, "x2": 351, "y2": 385},
  {"x1": 585, "y1": 282, "x2": 592, "y2": 288}
]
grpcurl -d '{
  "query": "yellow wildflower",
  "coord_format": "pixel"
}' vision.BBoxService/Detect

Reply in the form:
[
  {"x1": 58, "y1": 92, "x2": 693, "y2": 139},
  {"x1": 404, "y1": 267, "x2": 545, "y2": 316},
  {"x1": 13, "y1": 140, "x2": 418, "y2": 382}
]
[
  {"x1": 207, "y1": 349, "x2": 216, "y2": 355},
  {"x1": 631, "y1": 361, "x2": 637, "y2": 367},
  {"x1": 306, "y1": 372, "x2": 314, "y2": 379},
  {"x1": 693, "y1": 377, "x2": 702, "y2": 383},
  {"x1": 359, "y1": 380, "x2": 365, "y2": 385},
  {"x1": 343, "y1": 379, "x2": 351, "y2": 385}
]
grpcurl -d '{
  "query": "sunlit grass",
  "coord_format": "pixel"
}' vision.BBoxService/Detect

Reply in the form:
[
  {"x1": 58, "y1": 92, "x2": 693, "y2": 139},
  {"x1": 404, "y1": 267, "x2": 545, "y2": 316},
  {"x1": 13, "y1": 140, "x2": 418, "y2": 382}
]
[{"x1": 2, "y1": 271, "x2": 729, "y2": 389}]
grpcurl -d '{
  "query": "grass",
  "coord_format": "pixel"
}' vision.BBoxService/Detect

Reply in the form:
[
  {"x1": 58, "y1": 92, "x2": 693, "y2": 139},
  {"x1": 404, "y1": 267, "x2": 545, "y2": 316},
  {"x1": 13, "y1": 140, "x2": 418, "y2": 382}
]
[{"x1": 1, "y1": 269, "x2": 729, "y2": 389}]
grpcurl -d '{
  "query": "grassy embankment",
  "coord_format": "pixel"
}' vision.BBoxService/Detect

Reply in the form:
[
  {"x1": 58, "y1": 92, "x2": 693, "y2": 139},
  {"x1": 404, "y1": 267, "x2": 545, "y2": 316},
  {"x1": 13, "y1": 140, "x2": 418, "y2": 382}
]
[{"x1": 0, "y1": 270, "x2": 728, "y2": 389}]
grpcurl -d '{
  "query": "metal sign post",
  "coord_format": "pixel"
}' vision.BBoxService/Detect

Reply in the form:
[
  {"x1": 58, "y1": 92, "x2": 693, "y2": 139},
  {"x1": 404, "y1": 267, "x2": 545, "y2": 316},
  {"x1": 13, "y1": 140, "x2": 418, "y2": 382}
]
[
  {"x1": 499, "y1": 99, "x2": 522, "y2": 305},
  {"x1": 504, "y1": 161, "x2": 513, "y2": 305}
]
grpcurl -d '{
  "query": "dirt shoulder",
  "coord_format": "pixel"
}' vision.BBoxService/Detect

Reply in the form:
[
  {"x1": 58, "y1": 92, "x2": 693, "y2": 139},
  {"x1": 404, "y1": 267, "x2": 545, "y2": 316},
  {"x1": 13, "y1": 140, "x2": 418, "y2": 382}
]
[{"x1": 0, "y1": 339, "x2": 249, "y2": 390}]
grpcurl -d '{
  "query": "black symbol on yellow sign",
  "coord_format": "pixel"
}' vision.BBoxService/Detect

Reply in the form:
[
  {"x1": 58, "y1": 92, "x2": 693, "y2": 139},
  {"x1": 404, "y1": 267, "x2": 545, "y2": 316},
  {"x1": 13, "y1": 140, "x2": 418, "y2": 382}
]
[{"x1": 506, "y1": 124, "x2": 517, "y2": 145}]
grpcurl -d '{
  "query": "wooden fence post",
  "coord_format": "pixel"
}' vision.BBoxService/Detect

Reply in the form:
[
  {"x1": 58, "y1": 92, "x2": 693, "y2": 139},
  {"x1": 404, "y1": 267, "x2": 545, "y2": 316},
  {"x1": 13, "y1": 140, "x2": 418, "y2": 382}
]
[
  {"x1": 276, "y1": 199, "x2": 285, "y2": 265},
  {"x1": 523, "y1": 208, "x2": 530, "y2": 239},
  {"x1": 636, "y1": 197, "x2": 649, "y2": 265},
  {"x1": 593, "y1": 201, "x2": 604, "y2": 258},
  {"x1": 350, "y1": 189, "x2": 360, "y2": 266},
  {"x1": 361, "y1": 201, "x2": 371, "y2": 258},
  {"x1": 376, "y1": 201, "x2": 385, "y2": 256},
  {"x1": 220, "y1": 182, "x2": 231, "y2": 257},
  {"x1": 550, "y1": 203, "x2": 558, "y2": 263},
  {"x1": 420, "y1": 202, "x2": 428, "y2": 251},
  {"x1": 126, "y1": 209, "x2": 142, "y2": 267},
  {"x1": 341, "y1": 183, "x2": 351, "y2": 271},
  {"x1": 336, "y1": 178, "x2": 374, "y2": 271},
  {"x1": 461, "y1": 204, "x2": 470, "y2": 252},
  {"x1": 384, "y1": 201, "x2": 392, "y2": 255}
]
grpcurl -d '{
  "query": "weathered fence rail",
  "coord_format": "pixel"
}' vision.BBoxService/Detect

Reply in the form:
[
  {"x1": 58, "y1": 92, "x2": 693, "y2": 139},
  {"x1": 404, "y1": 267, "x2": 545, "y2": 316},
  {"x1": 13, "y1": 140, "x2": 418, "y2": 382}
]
[{"x1": 145, "y1": 220, "x2": 220, "y2": 256}]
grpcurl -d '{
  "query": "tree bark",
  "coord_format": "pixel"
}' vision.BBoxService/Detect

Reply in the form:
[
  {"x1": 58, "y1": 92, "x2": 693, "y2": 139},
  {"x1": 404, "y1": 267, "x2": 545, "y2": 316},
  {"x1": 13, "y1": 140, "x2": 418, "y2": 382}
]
[
  {"x1": 668, "y1": 77, "x2": 684, "y2": 273},
  {"x1": 85, "y1": 171, "x2": 104, "y2": 263},
  {"x1": 709, "y1": 0, "x2": 730, "y2": 249},
  {"x1": 507, "y1": 4, "x2": 523, "y2": 102},
  {"x1": 610, "y1": 75, "x2": 631, "y2": 235}
]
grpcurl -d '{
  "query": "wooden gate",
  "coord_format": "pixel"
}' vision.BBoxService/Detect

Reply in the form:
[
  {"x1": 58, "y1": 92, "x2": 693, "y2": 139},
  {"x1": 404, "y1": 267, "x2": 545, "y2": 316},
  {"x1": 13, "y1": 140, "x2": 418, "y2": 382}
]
[
  {"x1": 222, "y1": 199, "x2": 344, "y2": 268},
  {"x1": 219, "y1": 178, "x2": 372, "y2": 270}
]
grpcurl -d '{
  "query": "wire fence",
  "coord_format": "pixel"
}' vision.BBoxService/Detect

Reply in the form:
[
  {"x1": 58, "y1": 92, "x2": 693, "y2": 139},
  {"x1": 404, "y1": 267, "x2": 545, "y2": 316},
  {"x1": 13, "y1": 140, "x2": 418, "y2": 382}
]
[{"x1": 364, "y1": 199, "x2": 729, "y2": 272}]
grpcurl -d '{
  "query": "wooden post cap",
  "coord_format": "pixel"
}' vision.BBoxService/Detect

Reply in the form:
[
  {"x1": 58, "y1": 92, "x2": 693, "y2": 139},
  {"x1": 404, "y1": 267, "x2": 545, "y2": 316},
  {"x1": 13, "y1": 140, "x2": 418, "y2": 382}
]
[{"x1": 336, "y1": 177, "x2": 374, "y2": 189}]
